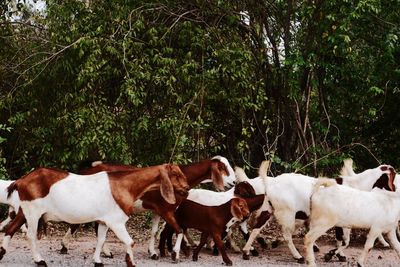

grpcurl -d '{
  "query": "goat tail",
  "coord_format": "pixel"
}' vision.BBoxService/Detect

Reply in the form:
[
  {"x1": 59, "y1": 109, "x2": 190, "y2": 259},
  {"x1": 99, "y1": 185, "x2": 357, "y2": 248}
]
[
  {"x1": 312, "y1": 178, "x2": 337, "y2": 195},
  {"x1": 7, "y1": 181, "x2": 18, "y2": 199},
  {"x1": 91, "y1": 161, "x2": 103, "y2": 167},
  {"x1": 234, "y1": 166, "x2": 249, "y2": 183},
  {"x1": 259, "y1": 160, "x2": 271, "y2": 181},
  {"x1": 340, "y1": 158, "x2": 356, "y2": 177}
]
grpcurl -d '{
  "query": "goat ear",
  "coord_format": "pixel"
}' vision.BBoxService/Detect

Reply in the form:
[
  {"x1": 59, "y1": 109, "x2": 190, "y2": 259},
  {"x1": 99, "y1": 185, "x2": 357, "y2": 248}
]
[
  {"x1": 230, "y1": 198, "x2": 244, "y2": 221},
  {"x1": 234, "y1": 181, "x2": 256, "y2": 198},
  {"x1": 160, "y1": 166, "x2": 176, "y2": 204},
  {"x1": 388, "y1": 167, "x2": 396, "y2": 191},
  {"x1": 211, "y1": 161, "x2": 226, "y2": 192}
]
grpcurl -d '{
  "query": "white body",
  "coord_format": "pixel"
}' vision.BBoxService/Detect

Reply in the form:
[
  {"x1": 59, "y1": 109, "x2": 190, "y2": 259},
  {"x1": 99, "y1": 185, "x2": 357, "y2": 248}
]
[
  {"x1": 236, "y1": 162, "x2": 394, "y2": 261},
  {"x1": 7, "y1": 172, "x2": 134, "y2": 266},
  {"x1": 305, "y1": 181, "x2": 400, "y2": 267}
]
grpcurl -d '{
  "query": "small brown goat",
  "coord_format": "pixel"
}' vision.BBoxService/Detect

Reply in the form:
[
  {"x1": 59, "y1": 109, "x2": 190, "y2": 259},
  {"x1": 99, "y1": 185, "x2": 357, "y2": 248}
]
[{"x1": 159, "y1": 181, "x2": 269, "y2": 265}]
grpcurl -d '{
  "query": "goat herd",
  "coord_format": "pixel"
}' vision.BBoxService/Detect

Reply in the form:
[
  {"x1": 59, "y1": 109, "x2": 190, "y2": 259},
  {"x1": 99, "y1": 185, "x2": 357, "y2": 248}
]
[{"x1": 0, "y1": 156, "x2": 399, "y2": 267}]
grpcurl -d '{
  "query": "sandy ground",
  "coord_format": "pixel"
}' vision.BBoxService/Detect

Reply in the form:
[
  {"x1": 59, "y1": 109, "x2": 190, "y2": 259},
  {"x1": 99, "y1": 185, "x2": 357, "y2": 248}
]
[{"x1": 0, "y1": 227, "x2": 399, "y2": 267}]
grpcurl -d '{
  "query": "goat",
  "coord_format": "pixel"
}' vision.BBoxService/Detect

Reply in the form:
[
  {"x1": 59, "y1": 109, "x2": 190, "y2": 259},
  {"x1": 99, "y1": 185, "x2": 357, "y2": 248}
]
[
  {"x1": 305, "y1": 178, "x2": 400, "y2": 267},
  {"x1": 326, "y1": 159, "x2": 397, "y2": 262},
  {"x1": 60, "y1": 156, "x2": 235, "y2": 260},
  {"x1": 236, "y1": 161, "x2": 396, "y2": 263},
  {"x1": 0, "y1": 164, "x2": 189, "y2": 267},
  {"x1": 159, "y1": 161, "x2": 272, "y2": 259},
  {"x1": 159, "y1": 181, "x2": 269, "y2": 265}
]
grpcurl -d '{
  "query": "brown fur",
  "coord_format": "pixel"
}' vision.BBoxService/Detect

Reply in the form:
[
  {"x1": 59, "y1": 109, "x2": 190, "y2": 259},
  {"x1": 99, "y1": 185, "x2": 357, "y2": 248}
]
[
  {"x1": 108, "y1": 164, "x2": 189, "y2": 215},
  {"x1": 179, "y1": 159, "x2": 227, "y2": 191},
  {"x1": 335, "y1": 177, "x2": 343, "y2": 185},
  {"x1": 79, "y1": 163, "x2": 137, "y2": 175},
  {"x1": 7, "y1": 168, "x2": 69, "y2": 201},
  {"x1": 160, "y1": 197, "x2": 250, "y2": 265},
  {"x1": 376, "y1": 166, "x2": 397, "y2": 191},
  {"x1": 233, "y1": 181, "x2": 256, "y2": 198}
]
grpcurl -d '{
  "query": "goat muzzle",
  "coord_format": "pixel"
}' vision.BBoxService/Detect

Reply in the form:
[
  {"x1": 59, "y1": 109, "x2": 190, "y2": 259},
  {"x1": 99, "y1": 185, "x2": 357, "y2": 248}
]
[{"x1": 178, "y1": 188, "x2": 189, "y2": 197}]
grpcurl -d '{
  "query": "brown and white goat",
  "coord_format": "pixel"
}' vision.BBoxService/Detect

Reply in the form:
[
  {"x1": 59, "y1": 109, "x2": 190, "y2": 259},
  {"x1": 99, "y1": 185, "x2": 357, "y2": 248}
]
[
  {"x1": 0, "y1": 164, "x2": 189, "y2": 267},
  {"x1": 158, "y1": 181, "x2": 270, "y2": 265},
  {"x1": 61, "y1": 156, "x2": 235, "y2": 260}
]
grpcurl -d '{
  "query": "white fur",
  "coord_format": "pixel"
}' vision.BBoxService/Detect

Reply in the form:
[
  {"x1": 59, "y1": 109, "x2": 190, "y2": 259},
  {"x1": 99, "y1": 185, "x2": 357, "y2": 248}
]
[
  {"x1": 15, "y1": 172, "x2": 134, "y2": 266},
  {"x1": 305, "y1": 180, "x2": 400, "y2": 267},
  {"x1": 236, "y1": 162, "x2": 395, "y2": 261},
  {"x1": 187, "y1": 188, "x2": 235, "y2": 206}
]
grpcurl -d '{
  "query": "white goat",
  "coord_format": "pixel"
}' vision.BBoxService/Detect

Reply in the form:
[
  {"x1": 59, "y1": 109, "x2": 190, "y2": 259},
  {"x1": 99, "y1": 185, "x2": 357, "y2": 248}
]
[
  {"x1": 327, "y1": 159, "x2": 396, "y2": 262},
  {"x1": 305, "y1": 178, "x2": 400, "y2": 267},
  {"x1": 235, "y1": 161, "x2": 396, "y2": 263}
]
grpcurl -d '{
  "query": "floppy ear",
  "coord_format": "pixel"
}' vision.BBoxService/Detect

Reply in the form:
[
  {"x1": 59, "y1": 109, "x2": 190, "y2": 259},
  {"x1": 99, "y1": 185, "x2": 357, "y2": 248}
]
[
  {"x1": 388, "y1": 166, "x2": 396, "y2": 191},
  {"x1": 230, "y1": 198, "x2": 244, "y2": 221},
  {"x1": 159, "y1": 166, "x2": 176, "y2": 204},
  {"x1": 211, "y1": 161, "x2": 226, "y2": 192},
  {"x1": 234, "y1": 181, "x2": 256, "y2": 198}
]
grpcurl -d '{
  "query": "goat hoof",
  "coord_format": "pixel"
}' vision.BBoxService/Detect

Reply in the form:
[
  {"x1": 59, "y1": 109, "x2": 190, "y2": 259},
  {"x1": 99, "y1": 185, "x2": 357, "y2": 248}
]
[
  {"x1": 336, "y1": 254, "x2": 347, "y2": 262},
  {"x1": 297, "y1": 257, "x2": 305, "y2": 264},
  {"x1": 212, "y1": 248, "x2": 219, "y2": 256},
  {"x1": 313, "y1": 245, "x2": 320, "y2": 252},
  {"x1": 94, "y1": 263, "x2": 104, "y2": 267},
  {"x1": 324, "y1": 253, "x2": 333, "y2": 262},
  {"x1": 0, "y1": 247, "x2": 6, "y2": 260},
  {"x1": 60, "y1": 246, "x2": 68, "y2": 254},
  {"x1": 101, "y1": 252, "x2": 113, "y2": 258},
  {"x1": 257, "y1": 237, "x2": 268, "y2": 248},
  {"x1": 150, "y1": 254, "x2": 159, "y2": 260},
  {"x1": 182, "y1": 248, "x2": 191, "y2": 257},
  {"x1": 224, "y1": 260, "x2": 233, "y2": 266},
  {"x1": 35, "y1": 260, "x2": 47, "y2": 267},
  {"x1": 271, "y1": 240, "x2": 280, "y2": 248},
  {"x1": 171, "y1": 251, "x2": 177, "y2": 262},
  {"x1": 125, "y1": 253, "x2": 135, "y2": 267},
  {"x1": 242, "y1": 253, "x2": 250, "y2": 260},
  {"x1": 159, "y1": 251, "x2": 166, "y2": 258},
  {"x1": 250, "y1": 249, "x2": 259, "y2": 256},
  {"x1": 357, "y1": 263, "x2": 363, "y2": 267},
  {"x1": 192, "y1": 255, "x2": 198, "y2": 262}
]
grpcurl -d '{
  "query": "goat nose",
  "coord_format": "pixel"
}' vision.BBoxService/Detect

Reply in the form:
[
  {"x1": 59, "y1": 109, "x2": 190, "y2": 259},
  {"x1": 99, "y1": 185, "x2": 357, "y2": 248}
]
[{"x1": 180, "y1": 188, "x2": 189, "y2": 197}]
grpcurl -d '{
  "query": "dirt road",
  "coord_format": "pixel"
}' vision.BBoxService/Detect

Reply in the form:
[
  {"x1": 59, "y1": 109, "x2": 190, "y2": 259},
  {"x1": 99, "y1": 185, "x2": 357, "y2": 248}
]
[{"x1": 0, "y1": 230, "x2": 399, "y2": 267}]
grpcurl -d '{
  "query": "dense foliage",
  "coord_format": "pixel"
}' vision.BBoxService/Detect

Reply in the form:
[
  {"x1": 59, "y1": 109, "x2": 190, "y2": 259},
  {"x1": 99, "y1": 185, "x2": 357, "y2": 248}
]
[{"x1": 0, "y1": 0, "x2": 399, "y2": 178}]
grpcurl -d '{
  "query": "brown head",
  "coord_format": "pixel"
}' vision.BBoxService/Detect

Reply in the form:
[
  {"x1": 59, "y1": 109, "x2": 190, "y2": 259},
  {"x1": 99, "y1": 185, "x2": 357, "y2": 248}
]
[
  {"x1": 230, "y1": 197, "x2": 250, "y2": 221},
  {"x1": 159, "y1": 164, "x2": 189, "y2": 204},
  {"x1": 233, "y1": 181, "x2": 256, "y2": 198},
  {"x1": 373, "y1": 165, "x2": 397, "y2": 191},
  {"x1": 210, "y1": 159, "x2": 229, "y2": 192}
]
